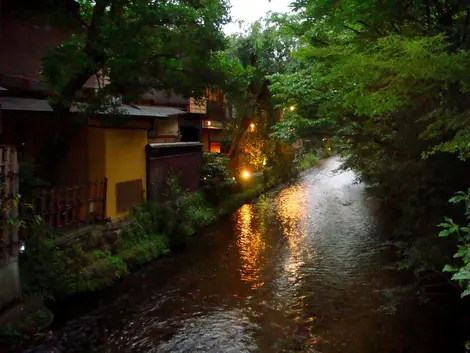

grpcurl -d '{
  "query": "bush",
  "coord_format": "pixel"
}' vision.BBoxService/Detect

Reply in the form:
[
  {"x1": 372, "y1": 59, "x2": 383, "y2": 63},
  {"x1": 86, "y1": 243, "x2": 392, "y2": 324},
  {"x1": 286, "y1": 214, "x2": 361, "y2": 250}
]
[
  {"x1": 262, "y1": 148, "x2": 299, "y2": 185},
  {"x1": 20, "y1": 225, "x2": 72, "y2": 300},
  {"x1": 438, "y1": 190, "x2": 470, "y2": 298},
  {"x1": 125, "y1": 202, "x2": 169, "y2": 242},
  {"x1": 297, "y1": 152, "x2": 319, "y2": 171},
  {"x1": 200, "y1": 152, "x2": 236, "y2": 204},
  {"x1": 20, "y1": 225, "x2": 133, "y2": 298},
  {"x1": 120, "y1": 237, "x2": 169, "y2": 268},
  {"x1": 162, "y1": 176, "x2": 216, "y2": 247}
]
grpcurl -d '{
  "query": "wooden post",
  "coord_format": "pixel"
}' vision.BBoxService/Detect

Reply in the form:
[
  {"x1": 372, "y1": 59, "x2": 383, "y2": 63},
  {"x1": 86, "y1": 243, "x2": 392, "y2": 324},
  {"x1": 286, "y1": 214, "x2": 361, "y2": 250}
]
[
  {"x1": 102, "y1": 178, "x2": 108, "y2": 221},
  {"x1": 0, "y1": 147, "x2": 5, "y2": 247},
  {"x1": 10, "y1": 149, "x2": 18, "y2": 244},
  {"x1": 0, "y1": 145, "x2": 21, "y2": 312}
]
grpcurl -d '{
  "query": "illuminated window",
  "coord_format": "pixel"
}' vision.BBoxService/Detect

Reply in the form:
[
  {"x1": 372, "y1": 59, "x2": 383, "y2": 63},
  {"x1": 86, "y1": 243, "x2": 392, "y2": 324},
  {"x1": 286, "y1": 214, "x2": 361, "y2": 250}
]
[{"x1": 209, "y1": 142, "x2": 221, "y2": 153}]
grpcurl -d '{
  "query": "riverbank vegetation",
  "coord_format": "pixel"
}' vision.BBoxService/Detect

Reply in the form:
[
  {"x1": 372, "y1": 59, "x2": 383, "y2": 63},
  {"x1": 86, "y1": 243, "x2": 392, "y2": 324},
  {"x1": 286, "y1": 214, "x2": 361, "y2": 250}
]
[
  {"x1": 17, "y1": 151, "x2": 317, "y2": 304},
  {"x1": 265, "y1": 0, "x2": 470, "y2": 300}
]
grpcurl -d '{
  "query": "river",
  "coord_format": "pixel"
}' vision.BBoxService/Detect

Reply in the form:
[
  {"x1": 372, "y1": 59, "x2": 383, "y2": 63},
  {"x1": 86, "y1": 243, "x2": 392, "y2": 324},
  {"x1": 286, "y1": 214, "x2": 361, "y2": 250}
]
[{"x1": 33, "y1": 157, "x2": 466, "y2": 352}]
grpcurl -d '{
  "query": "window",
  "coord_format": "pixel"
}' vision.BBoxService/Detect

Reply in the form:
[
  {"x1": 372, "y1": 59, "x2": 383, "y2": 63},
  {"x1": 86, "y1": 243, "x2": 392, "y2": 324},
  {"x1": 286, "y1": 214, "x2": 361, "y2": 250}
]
[{"x1": 209, "y1": 142, "x2": 221, "y2": 153}]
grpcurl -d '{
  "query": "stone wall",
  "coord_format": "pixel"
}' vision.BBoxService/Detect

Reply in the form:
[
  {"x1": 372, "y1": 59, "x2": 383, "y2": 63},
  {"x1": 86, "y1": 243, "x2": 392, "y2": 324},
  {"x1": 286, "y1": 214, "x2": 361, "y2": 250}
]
[
  {"x1": 55, "y1": 221, "x2": 129, "y2": 254},
  {"x1": 0, "y1": 252, "x2": 20, "y2": 311}
]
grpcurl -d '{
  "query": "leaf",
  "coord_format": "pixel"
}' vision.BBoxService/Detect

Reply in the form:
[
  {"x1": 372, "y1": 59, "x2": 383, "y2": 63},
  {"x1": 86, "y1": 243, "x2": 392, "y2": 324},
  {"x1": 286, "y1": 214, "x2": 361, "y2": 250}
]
[
  {"x1": 443, "y1": 264, "x2": 458, "y2": 272},
  {"x1": 452, "y1": 270, "x2": 470, "y2": 281},
  {"x1": 444, "y1": 217, "x2": 454, "y2": 224},
  {"x1": 438, "y1": 229, "x2": 451, "y2": 237},
  {"x1": 461, "y1": 288, "x2": 470, "y2": 298},
  {"x1": 438, "y1": 222, "x2": 451, "y2": 228},
  {"x1": 449, "y1": 195, "x2": 467, "y2": 203}
]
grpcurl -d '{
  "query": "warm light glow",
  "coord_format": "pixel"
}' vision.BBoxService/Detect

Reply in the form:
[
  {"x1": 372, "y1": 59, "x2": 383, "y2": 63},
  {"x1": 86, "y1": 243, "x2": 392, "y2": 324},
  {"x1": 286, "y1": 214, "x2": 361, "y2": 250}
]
[
  {"x1": 207, "y1": 120, "x2": 211, "y2": 126},
  {"x1": 250, "y1": 123, "x2": 255, "y2": 130},
  {"x1": 236, "y1": 204, "x2": 265, "y2": 289},
  {"x1": 209, "y1": 142, "x2": 221, "y2": 153},
  {"x1": 276, "y1": 185, "x2": 310, "y2": 289},
  {"x1": 289, "y1": 105, "x2": 296, "y2": 111},
  {"x1": 241, "y1": 170, "x2": 251, "y2": 180}
]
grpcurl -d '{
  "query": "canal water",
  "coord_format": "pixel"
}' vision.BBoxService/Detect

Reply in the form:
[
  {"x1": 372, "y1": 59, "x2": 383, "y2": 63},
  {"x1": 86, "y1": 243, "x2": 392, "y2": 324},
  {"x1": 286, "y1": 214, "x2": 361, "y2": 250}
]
[{"x1": 35, "y1": 158, "x2": 466, "y2": 352}]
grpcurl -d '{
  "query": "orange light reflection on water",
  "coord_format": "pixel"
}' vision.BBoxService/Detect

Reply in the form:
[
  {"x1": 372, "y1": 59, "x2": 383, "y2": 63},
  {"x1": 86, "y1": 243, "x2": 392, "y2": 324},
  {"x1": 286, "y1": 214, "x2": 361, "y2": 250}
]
[
  {"x1": 236, "y1": 204, "x2": 266, "y2": 289},
  {"x1": 276, "y1": 184, "x2": 311, "y2": 285}
]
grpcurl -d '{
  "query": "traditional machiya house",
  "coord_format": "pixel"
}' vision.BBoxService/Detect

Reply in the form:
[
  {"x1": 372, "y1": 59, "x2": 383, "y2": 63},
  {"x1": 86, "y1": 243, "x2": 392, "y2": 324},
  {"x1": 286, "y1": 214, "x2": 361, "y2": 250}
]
[
  {"x1": 201, "y1": 90, "x2": 227, "y2": 153},
  {"x1": 142, "y1": 88, "x2": 228, "y2": 153},
  {"x1": 0, "y1": 12, "x2": 207, "y2": 230},
  {"x1": 0, "y1": 95, "x2": 192, "y2": 216}
]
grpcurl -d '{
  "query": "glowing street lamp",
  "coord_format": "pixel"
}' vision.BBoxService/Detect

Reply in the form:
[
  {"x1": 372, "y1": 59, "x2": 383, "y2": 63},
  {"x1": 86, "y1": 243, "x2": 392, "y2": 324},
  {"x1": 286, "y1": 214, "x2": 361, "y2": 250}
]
[
  {"x1": 250, "y1": 123, "x2": 255, "y2": 131},
  {"x1": 289, "y1": 105, "x2": 296, "y2": 111},
  {"x1": 241, "y1": 170, "x2": 251, "y2": 180}
]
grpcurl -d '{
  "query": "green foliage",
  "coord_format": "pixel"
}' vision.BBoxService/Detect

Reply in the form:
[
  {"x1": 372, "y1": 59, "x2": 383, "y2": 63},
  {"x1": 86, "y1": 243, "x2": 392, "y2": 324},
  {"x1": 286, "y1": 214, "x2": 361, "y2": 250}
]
[
  {"x1": 267, "y1": 0, "x2": 470, "y2": 283},
  {"x1": 224, "y1": 16, "x2": 297, "y2": 170},
  {"x1": 439, "y1": 190, "x2": 470, "y2": 298},
  {"x1": 127, "y1": 175, "x2": 217, "y2": 248},
  {"x1": 201, "y1": 152, "x2": 236, "y2": 204},
  {"x1": 264, "y1": 145, "x2": 300, "y2": 183},
  {"x1": 125, "y1": 202, "x2": 167, "y2": 241},
  {"x1": 218, "y1": 180, "x2": 265, "y2": 217},
  {"x1": 162, "y1": 176, "x2": 216, "y2": 247},
  {"x1": 0, "y1": 305, "x2": 54, "y2": 352},
  {"x1": 20, "y1": 224, "x2": 70, "y2": 299},
  {"x1": 297, "y1": 152, "x2": 319, "y2": 171},
  {"x1": 41, "y1": 0, "x2": 233, "y2": 116},
  {"x1": 120, "y1": 236, "x2": 169, "y2": 268}
]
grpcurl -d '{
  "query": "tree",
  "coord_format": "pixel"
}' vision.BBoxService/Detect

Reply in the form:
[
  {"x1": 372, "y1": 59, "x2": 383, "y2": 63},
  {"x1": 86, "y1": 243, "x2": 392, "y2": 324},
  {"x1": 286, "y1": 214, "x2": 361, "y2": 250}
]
[
  {"x1": 41, "y1": 0, "x2": 231, "y2": 114},
  {"x1": 224, "y1": 15, "x2": 297, "y2": 167},
  {"x1": 270, "y1": 0, "x2": 470, "y2": 277},
  {"x1": 18, "y1": 0, "x2": 232, "y2": 181}
]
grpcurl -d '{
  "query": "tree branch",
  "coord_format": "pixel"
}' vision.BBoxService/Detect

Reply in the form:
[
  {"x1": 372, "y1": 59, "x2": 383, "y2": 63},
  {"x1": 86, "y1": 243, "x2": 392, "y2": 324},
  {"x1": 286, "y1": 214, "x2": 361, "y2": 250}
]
[
  {"x1": 343, "y1": 25, "x2": 362, "y2": 34},
  {"x1": 461, "y1": 7, "x2": 470, "y2": 45},
  {"x1": 54, "y1": 0, "x2": 111, "y2": 112},
  {"x1": 356, "y1": 20, "x2": 385, "y2": 36},
  {"x1": 391, "y1": 22, "x2": 401, "y2": 34}
]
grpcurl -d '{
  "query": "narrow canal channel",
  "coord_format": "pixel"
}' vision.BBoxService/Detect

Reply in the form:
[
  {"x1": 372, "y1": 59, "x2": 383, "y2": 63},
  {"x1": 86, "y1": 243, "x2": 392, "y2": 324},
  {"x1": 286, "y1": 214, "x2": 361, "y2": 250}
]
[{"x1": 43, "y1": 158, "x2": 464, "y2": 352}]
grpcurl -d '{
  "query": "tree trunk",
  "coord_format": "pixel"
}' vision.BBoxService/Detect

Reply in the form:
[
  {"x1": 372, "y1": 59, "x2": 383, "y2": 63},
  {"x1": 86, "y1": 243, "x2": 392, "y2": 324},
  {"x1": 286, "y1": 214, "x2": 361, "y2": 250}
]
[{"x1": 226, "y1": 115, "x2": 250, "y2": 159}]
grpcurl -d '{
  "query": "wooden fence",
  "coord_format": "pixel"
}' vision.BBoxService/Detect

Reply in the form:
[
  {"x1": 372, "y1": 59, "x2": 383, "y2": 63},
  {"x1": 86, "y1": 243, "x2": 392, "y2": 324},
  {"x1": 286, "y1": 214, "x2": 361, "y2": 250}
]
[{"x1": 26, "y1": 178, "x2": 108, "y2": 231}]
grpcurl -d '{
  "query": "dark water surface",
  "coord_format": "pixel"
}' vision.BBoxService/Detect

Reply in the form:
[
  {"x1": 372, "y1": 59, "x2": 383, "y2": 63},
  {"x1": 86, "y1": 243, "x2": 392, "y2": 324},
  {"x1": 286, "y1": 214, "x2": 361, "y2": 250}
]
[{"x1": 44, "y1": 158, "x2": 465, "y2": 352}]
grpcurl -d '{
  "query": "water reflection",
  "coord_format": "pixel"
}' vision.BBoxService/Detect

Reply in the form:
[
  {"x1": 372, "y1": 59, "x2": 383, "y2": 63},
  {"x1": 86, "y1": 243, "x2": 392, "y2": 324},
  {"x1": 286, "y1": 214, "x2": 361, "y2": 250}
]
[
  {"x1": 275, "y1": 184, "x2": 312, "y2": 295},
  {"x1": 235, "y1": 204, "x2": 266, "y2": 289},
  {"x1": 154, "y1": 310, "x2": 258, "y2": 353},
  {"x1": 27, "y1": 158, "x2": 461, "y2": 353}
]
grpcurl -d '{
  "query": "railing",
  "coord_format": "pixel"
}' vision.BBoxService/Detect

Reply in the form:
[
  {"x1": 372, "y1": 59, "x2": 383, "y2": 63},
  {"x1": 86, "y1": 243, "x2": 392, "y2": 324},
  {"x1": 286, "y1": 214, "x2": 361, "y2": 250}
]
[{"x1": 23, "y1": 179, "x2": 108, "y2": 231}]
